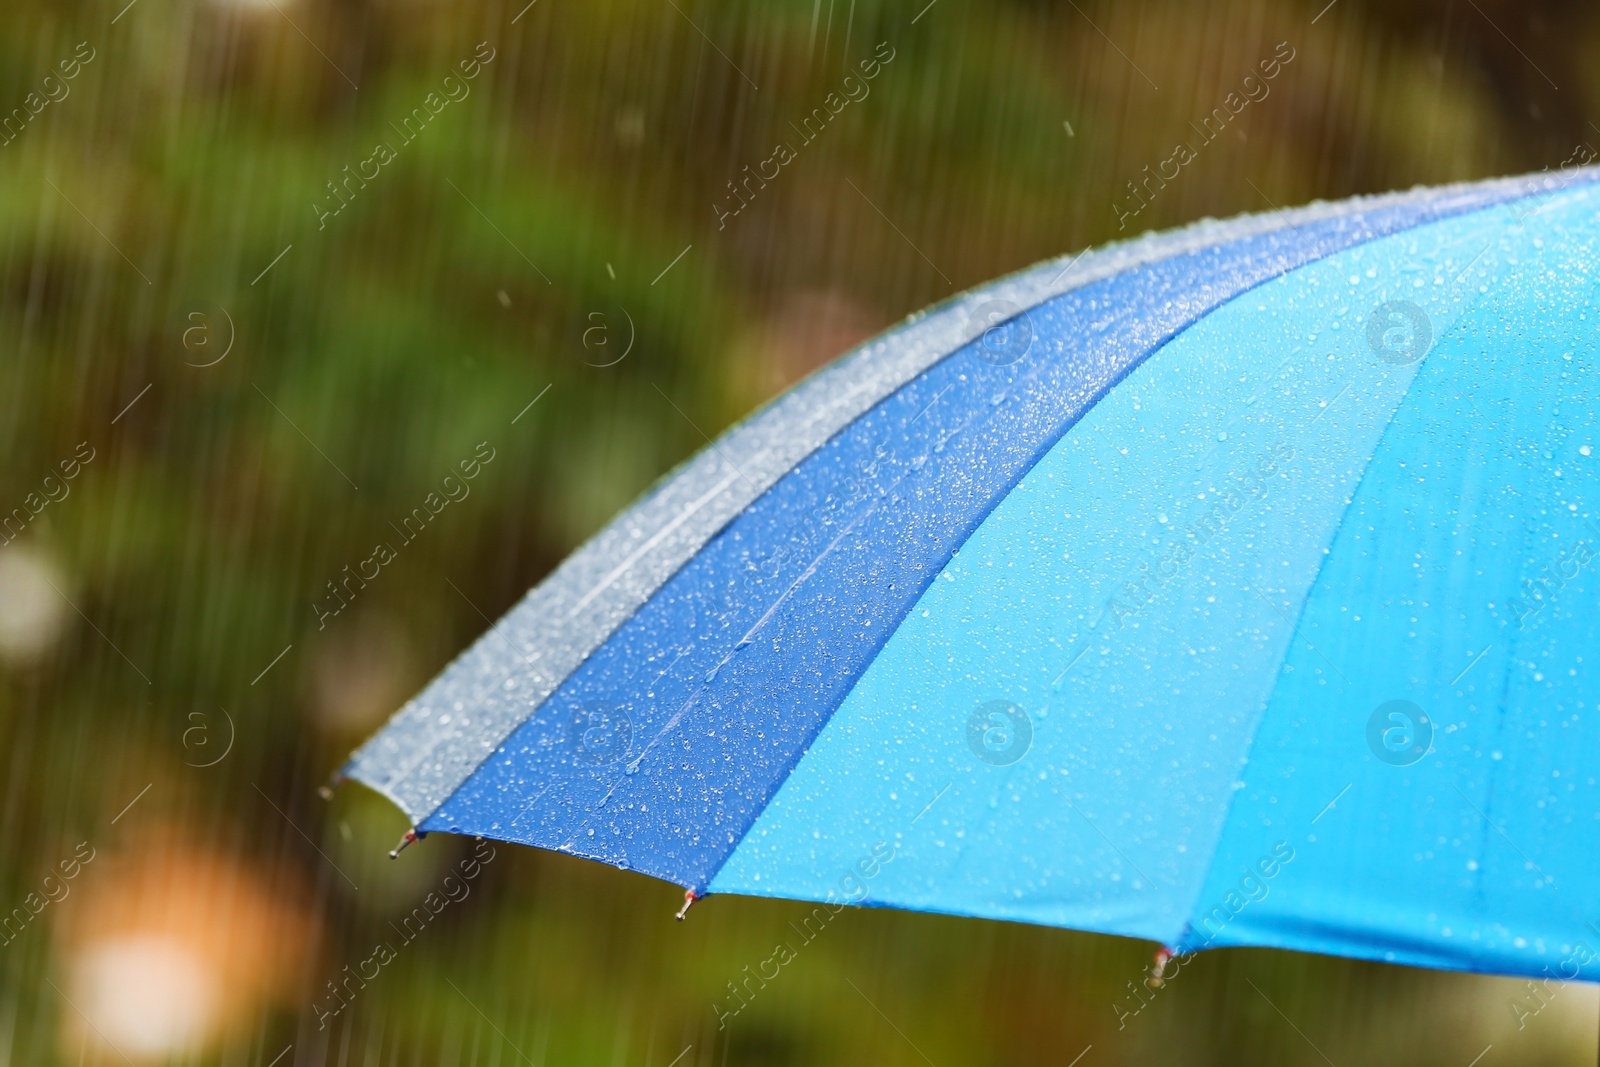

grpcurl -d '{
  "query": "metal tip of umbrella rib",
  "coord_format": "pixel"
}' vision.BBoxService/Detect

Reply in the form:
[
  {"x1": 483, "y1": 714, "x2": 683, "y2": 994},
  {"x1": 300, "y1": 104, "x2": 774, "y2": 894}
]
[
  {"x1": 1147, "y1": 947, "x2": 1175, "y2": 988},
  {"x1": 674, "y1": 890, "x2": 699, "y2": 921},
  {"x1": 389, "y1": 828, "x2": 420, "y2": 859}
]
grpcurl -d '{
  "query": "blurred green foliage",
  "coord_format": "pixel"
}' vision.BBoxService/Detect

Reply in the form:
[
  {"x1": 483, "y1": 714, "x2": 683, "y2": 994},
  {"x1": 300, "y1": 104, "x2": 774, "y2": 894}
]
[{"x1": 2, "y1": 0, "x2": 1599, "y2": 1063}]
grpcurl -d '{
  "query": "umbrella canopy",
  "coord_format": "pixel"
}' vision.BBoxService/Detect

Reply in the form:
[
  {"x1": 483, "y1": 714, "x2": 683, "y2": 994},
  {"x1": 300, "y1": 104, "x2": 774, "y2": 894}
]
[{"x1": 343, "y1": 169, "x2": 1600, "y2": 984}]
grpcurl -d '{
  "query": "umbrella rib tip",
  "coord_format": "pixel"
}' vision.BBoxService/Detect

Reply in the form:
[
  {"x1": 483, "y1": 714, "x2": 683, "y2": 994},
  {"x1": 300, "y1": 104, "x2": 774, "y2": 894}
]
[
  {"x1": 675, "y1": 890, "x2": 699, "y2": 921},
  {"x1": 389, "y1": 828, "x2": 421, "y2": 859}
]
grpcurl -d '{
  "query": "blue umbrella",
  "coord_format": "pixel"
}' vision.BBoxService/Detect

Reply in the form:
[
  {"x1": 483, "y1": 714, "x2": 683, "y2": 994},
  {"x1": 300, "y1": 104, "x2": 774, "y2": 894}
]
[{"x1": 341, "y1": 169, "x2": 1600, "y2": 987}]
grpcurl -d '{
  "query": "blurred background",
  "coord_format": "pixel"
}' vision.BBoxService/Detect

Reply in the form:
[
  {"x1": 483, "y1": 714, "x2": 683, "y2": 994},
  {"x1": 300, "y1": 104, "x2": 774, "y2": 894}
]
[{"x1": 2, "y1": 0, "x2": 1599, "y2": 1063}]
